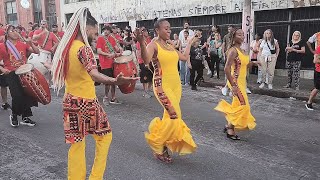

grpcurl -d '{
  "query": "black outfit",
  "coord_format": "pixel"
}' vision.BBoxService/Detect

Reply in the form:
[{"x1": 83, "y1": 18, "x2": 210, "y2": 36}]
[
  {"x1": 286, "y1": 41, "x2": 304, "y2": 88},
  {"x1": 209, "y1": 37, "x2": 221, "y2": 78},
  {"x1": 189, "y1": 46, "x2": 204, "y2": 88},
  {"x1": 314, "y1": 71, "x2": 320, "y2": 90},
  {"x1": 101, "y1": 68, "x2": 114, "y2": 77},
  {"x1": 5, "y1": 72, "x2": 37, "y2": 117},
  {"x1": 139, "y1": 63, "x2": 153, "y2": 83},
  {"x1": 210, "y1": 53, "x2": 220, "y2": 78},
  {"x1": 250, "y1": 59, "x2": 258, "y2": 75},
  {"x1": 0, "y1": 74, "x2": 8, "y2": 87}
]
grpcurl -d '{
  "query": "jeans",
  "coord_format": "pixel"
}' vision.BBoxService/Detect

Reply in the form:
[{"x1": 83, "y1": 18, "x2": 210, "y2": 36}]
[{"x1": 179, "y1": 60, "x2": 190, "y2": 85}]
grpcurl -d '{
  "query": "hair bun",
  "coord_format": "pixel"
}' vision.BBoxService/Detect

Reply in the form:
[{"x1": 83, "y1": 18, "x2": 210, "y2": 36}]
[{"x1": 154, "y1": 18, "x2": 158, "y2": 23}]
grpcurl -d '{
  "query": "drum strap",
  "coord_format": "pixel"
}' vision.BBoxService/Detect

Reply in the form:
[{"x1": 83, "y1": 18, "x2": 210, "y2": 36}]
[
  {"x1": 41, "y1": 31, "x2": 50, "y2": 49},
  {"x1": 53, "y1": 33, "x2": 61, "y2": 42},
  {"x1": 6, "y1": 40, "x2": 22, "y2": 61},
  {"x1": 105, "y1": 38, "x2": 115, "y2": 53}
]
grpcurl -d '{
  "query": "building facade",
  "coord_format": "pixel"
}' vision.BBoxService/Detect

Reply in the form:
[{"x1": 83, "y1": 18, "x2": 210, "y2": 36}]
[
  {"x1": 60, "y1": 0, "x2": 320, "y2": 71},
  {"x1": 0, "y1": 0, "x2": 61, "y2": 29}
]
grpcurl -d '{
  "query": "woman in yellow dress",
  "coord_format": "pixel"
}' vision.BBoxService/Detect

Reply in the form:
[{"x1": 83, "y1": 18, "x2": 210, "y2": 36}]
[
  {"x1": 135, "y1": 20, "x2": 197, "y2": 163},
  {"x1": 215, "y1": 29, "x2": 259, "y2": 140}
]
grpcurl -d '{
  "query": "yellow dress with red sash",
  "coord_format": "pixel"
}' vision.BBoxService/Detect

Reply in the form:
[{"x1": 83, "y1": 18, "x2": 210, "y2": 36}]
[
  {"x1": 214, "y1": 48, "x2": 256, "y2": 130},
  {"x1": 145, "y1": 42, "x2": 197, "y2": 155}
]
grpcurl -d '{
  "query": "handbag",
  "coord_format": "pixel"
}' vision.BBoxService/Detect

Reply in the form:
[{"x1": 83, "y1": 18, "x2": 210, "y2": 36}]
[{"x1": 266, "y1": 41, "x2": 276, "y2": 54}]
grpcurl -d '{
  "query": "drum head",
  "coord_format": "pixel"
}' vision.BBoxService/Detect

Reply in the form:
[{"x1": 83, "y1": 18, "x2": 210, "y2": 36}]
[
  {"x1": 122, "y1": 50, "x2": 132, "y2": 56},
  {"x1": 115, "y1": 55, "x2": 132, "y2": 64},
  {"x1": 15, "y1": 63, "x2": 34, "y2": 75}
]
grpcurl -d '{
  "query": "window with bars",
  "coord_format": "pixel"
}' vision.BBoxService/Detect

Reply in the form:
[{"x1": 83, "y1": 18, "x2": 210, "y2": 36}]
[
  {"x1": 6, "y1": 1, "x2": 18, "y2": 26},
  {"x1": 33, "y1": 0, "x2": 42, "y2": 24}
]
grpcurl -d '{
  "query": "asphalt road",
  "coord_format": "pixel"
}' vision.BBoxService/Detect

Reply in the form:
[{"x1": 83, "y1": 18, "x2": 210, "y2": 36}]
[{"x1": 0, "y1": 84, "x2": 319, "y2": 180}]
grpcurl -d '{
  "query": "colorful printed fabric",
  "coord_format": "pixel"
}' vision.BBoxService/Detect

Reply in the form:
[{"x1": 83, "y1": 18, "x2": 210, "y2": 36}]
[{"x1": 63, "y1": 93, "x2": 111, "y2": 144}]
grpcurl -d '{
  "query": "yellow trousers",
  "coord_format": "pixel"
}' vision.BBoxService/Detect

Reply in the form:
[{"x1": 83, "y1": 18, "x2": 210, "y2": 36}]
[{"x1": 68, "y1": 133, "x2": 113, "y2": 180}]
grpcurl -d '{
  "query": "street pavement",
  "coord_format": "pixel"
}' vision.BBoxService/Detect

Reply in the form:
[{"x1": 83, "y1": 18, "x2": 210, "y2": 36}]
[{"x1": 0, "y1": 84, "x2": 319, "y2": 180}]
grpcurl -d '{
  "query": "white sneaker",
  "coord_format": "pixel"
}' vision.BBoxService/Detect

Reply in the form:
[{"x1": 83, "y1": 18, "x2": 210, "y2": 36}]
[
  {"x1": 221, "y1": 87, "x2": 228, "y2": 96},
  {"x1": 259, "y1": 83, "x2": 265, "y2": 89},
  {"x1": 268, "y1": 84, "x2": 273, "y2": 90},
  {"x1": 257, "y1": 78, "x2": 262, "y2": 84},
  {"x1": 102, "y1": 97, "x2": 109, "y2": 105},
  {"x1": 207, "y1": 70, "x2": 212, "y2": 75},
  {"x1": 246, "y1": 88, "x2": 252, "y2": 94}
]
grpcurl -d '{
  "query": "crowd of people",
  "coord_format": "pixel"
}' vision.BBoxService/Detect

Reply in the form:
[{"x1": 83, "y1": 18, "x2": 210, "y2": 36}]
[
  {"x1": 0, "y1": 7, "x2": 319, "y2": 179},
  {"x1": 172, "y1": 23, "x2": 319, "y2": 111}
]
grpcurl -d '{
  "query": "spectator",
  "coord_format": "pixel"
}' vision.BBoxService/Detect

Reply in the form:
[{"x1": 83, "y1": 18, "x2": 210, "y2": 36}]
[
  {"x1": 173, "y1": 33, "x2": 181, "y2": 71},
  {"x1": 179, "y1": 22, "x2": 194, "y2": 41},
  {"x1": 208, "y1": 32, "x2": 223, "y2": 79},
  {"x1": 250, "y1": 33, "x2": 262, "y2": 77},
  {"x1": 136, "y1": 27, "x2": 153, "y2": 98},
  {"x1": 284, "y1": 31, "x2": 305, "y2": 90},
  {"x1": 258, "y1": 29, "x2": 280, "y2": 90},
  {"x1": 195, "y1": 29, "x2": 207, "y2": 84},
  {"x1": 221, "y1": 25, "x2": 234, "y2": 96},
  {"x1": 205, "y1": 25, "x2": 221, "y2": 76},
  {"x1": 189, "y1": 39, "x2": 204, "y2": 90},
  {"x1": 180, "y1": 30, "x2": 190, "y2": 85}
]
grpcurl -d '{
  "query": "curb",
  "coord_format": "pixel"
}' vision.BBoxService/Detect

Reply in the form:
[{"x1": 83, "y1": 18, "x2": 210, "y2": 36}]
[{"x1": 199, "y1": 81, "x2": 320, "y2": 103}]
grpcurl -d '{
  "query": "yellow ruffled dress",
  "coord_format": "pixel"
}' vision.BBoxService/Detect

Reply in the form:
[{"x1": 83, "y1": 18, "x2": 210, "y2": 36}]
[
  {"x1": 145, "y1": 42, "x2": 197, "y2": 155},
  {"x1": 214, "y1": 48, "x2": 256, "y2": 130}
]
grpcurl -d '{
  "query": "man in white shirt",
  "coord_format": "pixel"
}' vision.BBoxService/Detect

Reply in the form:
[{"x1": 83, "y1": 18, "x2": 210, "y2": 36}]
[
  {"x1": 178, "y1": 22, "x2": 194, "y2": 86},
  {"x1": 179, "y1": 22, "x2": 194, "y2": 41}
]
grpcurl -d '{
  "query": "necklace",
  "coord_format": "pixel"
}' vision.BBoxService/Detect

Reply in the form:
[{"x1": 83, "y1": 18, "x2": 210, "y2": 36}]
[{"x1": 158, "y1": 40, "x2": 174, "y2": 51}]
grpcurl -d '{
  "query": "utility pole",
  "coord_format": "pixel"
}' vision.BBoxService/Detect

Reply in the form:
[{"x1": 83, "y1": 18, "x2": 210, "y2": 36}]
[{"x1": 241, "y1": 0, "x2": 253, "y2": 53}]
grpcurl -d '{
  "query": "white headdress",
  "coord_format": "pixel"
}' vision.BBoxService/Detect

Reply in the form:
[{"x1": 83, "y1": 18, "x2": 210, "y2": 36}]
[{"x1": 51, "y1": 7, "x2": 94, "y2": 94}]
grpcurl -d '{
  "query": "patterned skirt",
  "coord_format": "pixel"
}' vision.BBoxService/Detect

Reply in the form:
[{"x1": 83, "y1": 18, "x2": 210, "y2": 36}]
[{"x1": 63, "y1": 93, "x2": 112, "y2": 144}]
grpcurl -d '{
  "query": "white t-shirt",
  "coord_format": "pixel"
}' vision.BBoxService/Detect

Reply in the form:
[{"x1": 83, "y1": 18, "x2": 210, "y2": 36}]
[
  {"x1": 260, "y1": 39, "x2": 278, "y2": 56},
  {"x1": 179, "y1": 29, "x2": 194, "y2": 42},
  {"x1": 308, "y1": 32, "x2": 320, "y2": 47}
]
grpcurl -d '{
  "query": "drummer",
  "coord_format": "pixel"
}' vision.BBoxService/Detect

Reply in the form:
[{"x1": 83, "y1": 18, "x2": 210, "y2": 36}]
[
  {"x1": 0, "y1": 25, "x2": 40, "y2": 127},
  {"x1": 96, "y1": 25, "x2": 122, "y2": 105},
  {"x1": 135, "y1": 27, "x2": 153, "y2": 98},
  {"x1": 32, "y1": 20, "x2": 59, "y2": 75}
]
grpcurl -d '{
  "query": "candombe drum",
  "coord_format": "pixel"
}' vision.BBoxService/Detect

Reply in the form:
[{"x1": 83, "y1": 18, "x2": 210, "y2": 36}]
[
  {"x1": 15, "y1": 63, "x2": 51, "y2": 105},
  {"x1": 27, "y1": 49, "x2": 51, "y2": 75},
  {"x1": 113, "y1": 50, "x2": 137, "y2": 94}
]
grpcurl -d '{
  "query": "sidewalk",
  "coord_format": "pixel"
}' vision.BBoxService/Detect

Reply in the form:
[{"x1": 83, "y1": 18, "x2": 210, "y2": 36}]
[{"x1": 199, "y1": 71, "x2": 319, "y2": 102}]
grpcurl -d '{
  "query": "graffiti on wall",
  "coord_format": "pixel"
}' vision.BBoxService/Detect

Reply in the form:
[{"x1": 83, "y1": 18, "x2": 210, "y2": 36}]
[{"x1": 96, "y1": 0, "x2": 320, "y2": 23}]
